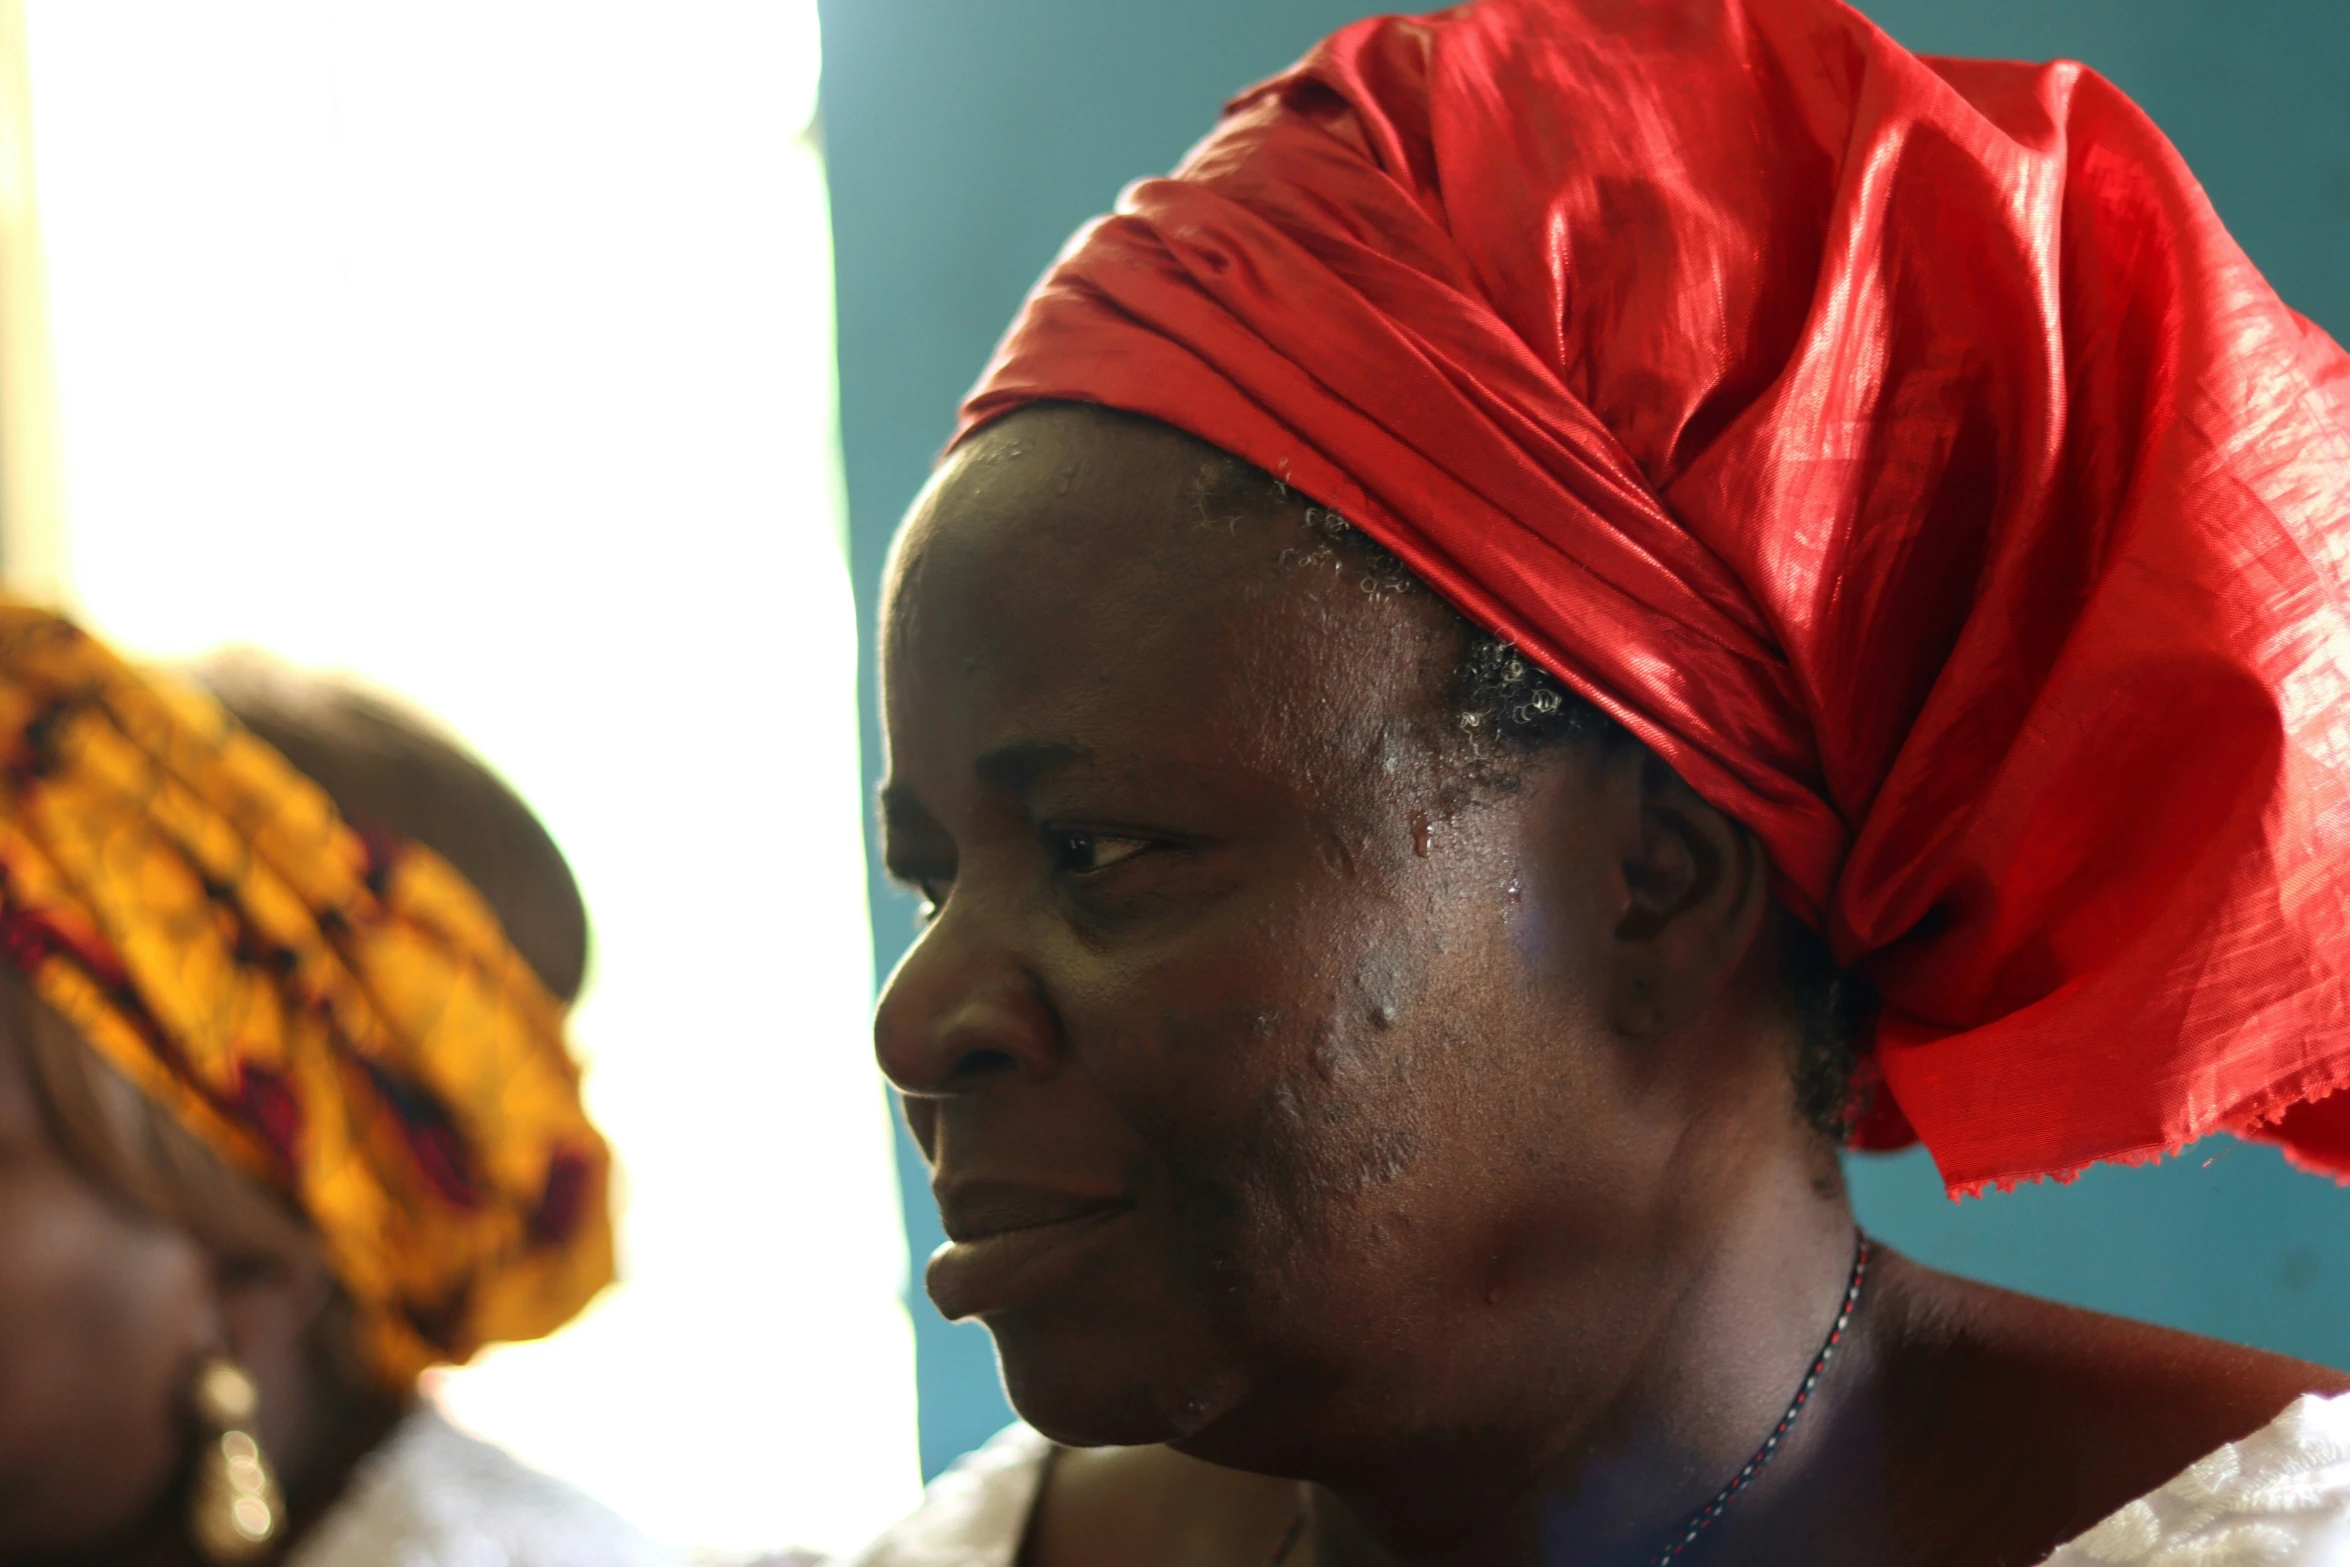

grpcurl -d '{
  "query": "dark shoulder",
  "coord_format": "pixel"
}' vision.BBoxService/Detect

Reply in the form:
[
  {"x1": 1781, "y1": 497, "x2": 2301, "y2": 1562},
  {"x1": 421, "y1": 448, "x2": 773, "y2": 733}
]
[
  {"x1": 1863, "y1": 1251, "x2": 2347, "y2": 1564},
  {"x1": 1896, "y1": 1258, "x2": 2347, "y2": 1445}
]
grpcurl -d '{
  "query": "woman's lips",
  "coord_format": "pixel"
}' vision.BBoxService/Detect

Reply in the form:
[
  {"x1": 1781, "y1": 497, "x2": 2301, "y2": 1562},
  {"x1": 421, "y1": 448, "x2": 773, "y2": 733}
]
[{"x1": 927, "y1": 1180, "x2": 1133, "y2": 1319}]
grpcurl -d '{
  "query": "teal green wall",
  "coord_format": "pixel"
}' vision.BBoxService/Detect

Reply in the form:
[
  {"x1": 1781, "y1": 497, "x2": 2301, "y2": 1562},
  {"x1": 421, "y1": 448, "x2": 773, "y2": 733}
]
[{"x1": 816, "y1": 0, "x2": 2350, "y2": 1479}]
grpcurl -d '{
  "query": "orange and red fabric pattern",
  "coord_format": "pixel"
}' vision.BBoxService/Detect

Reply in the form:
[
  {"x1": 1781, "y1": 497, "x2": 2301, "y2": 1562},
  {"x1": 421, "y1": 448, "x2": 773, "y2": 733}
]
[
  {"x1": 960, "y1": 0, "x2": 2350, "y2": 1192},
  {"x1": 0, "y1": 603, "x2": 612, "y2": 1382}
]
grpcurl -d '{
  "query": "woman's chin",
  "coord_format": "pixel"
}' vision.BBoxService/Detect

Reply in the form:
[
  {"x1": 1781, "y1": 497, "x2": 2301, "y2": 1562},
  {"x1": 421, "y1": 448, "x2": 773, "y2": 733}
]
[{"x1": 992, "y1": 1320, "x2": 1246, "y2": 1449}]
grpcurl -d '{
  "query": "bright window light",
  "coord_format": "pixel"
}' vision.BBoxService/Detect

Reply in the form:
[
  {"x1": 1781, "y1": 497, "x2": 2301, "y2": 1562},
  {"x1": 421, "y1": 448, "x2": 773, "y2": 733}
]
[{"x1": 16, "y1": 2, "x2": 918, "y2": 1555}]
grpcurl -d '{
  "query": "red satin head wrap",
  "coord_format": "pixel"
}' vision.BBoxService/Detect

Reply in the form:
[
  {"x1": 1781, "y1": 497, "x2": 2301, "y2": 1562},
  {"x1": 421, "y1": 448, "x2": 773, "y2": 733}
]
[{"x1": 957, "y1": 0, "x2": 2350, "y2": 1192}]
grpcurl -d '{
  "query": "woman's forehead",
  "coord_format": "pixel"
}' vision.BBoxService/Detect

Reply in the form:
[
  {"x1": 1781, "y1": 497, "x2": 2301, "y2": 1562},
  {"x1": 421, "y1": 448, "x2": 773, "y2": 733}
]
[
  {"x1": 891, "y1": 417, "x2": 1277, "y2": 679},
  {"x1": 902, "y1": 411, "x2": 1279, "y2": 595},
  {"x1": 883, "y1": 410, "x2": 1453, "y2": 777}
]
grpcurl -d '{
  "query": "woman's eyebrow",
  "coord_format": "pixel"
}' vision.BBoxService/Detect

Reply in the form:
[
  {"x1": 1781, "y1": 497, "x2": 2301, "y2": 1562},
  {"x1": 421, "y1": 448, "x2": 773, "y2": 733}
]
[{"x1": 973, "y1": 740, "x2": 1091, "y2": 795}]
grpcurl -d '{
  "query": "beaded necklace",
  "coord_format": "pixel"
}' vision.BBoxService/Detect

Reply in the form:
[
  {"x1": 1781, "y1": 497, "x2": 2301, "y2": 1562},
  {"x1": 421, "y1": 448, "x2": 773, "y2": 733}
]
[
  {"x1": 1262, "y1": 1234, "x2": 1873, "y2": 1567},
  {"x1": 1647, "y1": 1234, "x2": 1871, "y2": 1564}
]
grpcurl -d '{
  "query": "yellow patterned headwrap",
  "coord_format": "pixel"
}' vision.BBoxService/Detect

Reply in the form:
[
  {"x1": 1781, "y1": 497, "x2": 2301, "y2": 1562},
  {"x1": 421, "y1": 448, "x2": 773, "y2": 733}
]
[{"x1": 0, "y1": 603, "x2": 613, "y2": 1383}]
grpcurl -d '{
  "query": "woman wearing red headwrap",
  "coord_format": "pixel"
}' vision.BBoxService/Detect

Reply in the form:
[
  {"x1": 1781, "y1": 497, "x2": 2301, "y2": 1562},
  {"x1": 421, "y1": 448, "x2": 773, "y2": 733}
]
[{"x1": 852, "y1": 0, "x2": 2350, "y2": 1562}]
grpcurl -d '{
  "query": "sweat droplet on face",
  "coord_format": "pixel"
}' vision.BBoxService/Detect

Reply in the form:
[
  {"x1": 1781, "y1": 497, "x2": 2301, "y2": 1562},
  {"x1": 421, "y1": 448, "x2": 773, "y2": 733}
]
[{"x1": 1411, "y1": 812, "x2": 1435, "y2": 856}]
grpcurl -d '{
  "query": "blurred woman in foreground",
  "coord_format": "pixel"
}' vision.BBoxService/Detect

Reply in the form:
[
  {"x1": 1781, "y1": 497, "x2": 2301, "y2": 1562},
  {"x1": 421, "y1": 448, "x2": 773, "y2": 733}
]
[
  {"x1": 853, "y1": 0, "x2": 2350, "y2": 1562},
  {"x1": 0, "y1": 609, "x2": 669, "y2": 1566}
]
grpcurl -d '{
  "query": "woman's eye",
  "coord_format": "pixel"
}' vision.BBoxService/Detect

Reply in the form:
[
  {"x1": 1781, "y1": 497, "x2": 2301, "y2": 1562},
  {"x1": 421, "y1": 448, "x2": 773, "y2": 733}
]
[
  {"x1": 1052, "y1": 830, "x2": 1152, "y2": 875},
  {"x1": 913, "y1": 878, "x2": 951, "y2": 922}
]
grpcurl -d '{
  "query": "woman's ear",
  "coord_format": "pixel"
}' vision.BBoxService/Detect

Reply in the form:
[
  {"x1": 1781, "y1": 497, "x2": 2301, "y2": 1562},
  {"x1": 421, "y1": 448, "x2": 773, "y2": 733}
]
[{"x1": 1606, "y1": 750, "x2": 1767, "y2": 1036}]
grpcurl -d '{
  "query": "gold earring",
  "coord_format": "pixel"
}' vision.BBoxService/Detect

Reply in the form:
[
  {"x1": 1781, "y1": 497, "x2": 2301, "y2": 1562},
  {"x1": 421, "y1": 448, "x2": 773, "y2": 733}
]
[{"x1": 188, "y1": 1357, "x2": 285, "y2": 1564}]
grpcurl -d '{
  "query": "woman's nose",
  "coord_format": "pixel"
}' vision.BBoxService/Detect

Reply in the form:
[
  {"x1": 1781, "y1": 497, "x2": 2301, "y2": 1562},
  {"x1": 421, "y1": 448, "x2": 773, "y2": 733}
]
[{"x1": 873, "y1": 906, "x2": 1062, "y2": 1096}]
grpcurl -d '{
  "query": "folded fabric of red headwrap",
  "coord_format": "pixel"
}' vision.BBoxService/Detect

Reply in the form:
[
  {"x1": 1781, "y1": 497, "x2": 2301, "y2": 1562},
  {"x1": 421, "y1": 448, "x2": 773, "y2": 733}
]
[{"x1": 956, "y1": 0, "x2": 2350, "y2": 1192}]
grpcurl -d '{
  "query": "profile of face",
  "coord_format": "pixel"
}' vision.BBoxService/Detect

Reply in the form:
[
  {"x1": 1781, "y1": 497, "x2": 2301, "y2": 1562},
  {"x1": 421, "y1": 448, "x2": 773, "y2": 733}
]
[
  {"x1": 0, "y1": 1023, "x2": 216, "y2": 1556},
  {"x1": 876, "y1": 404, "x2": 1803, "y2": 1470}
]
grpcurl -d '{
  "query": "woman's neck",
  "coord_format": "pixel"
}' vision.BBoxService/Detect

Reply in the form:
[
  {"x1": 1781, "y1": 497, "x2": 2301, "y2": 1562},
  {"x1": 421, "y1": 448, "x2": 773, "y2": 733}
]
[
  {"x1": 269, "y1": 1384, "x2": 412, "y2": 1562},
  {"x1": 1289, "y1": 1147, "x2": 1866, "y2": 1567}
]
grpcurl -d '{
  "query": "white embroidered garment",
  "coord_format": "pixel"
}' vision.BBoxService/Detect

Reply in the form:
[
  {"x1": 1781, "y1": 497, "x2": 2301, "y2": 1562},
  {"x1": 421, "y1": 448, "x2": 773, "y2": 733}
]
[
  {"x1": 844, "y1": 1395, "x2": 2350, "y2": 1567},
  {"x1": 2040, "y1": 1393, "x2": 2350, "y2": 1567},
  {"x1": 286, "y1": 1406, "x2": 687, "y2": 1567},
  {"x1": 842, "y1": 1424, "x2": 1049, "y2": 1567}
]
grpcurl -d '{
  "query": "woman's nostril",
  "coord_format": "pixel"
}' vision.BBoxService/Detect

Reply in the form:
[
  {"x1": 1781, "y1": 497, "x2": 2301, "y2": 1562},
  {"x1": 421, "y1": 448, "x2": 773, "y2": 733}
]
[
  {"x1": 874, "y1": 939, "x2": 1062, "y2": 1089},
  {"x1": 952, "y1": 1047, "x2": 1020, "y2": 1080}
]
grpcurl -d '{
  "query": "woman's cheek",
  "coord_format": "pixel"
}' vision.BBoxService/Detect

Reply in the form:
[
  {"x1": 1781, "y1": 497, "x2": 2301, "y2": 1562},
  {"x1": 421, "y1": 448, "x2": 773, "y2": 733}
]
[
  {"x1": 1062, "y1": 909, "x2": 1312, "y2": 1120},
  {"x1": 1073, "y1": 849, "x2": 1448, "y2": 1269},
  {"x1": 0, "y1": 1167, "x2": 210, "y2": 1548}
]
